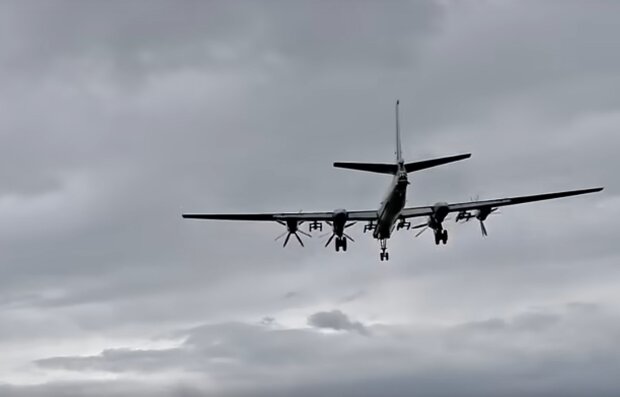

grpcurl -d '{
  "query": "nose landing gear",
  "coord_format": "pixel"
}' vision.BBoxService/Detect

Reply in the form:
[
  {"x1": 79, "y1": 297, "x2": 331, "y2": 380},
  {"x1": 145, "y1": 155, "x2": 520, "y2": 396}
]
[{"x1": 379, "y1": 239, "x2": 389, "y2": 261}]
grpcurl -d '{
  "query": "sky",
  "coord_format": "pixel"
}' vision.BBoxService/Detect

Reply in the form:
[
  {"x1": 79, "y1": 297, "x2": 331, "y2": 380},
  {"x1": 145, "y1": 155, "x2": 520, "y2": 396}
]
[{"x1": 0, "y1": 0, "x2": 618, "y2": 395}]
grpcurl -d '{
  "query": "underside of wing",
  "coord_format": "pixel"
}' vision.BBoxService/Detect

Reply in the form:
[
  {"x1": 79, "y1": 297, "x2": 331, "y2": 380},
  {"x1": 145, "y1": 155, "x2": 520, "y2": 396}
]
[
  {"x1": 182, "y1": 213, "x2": 284, "y2": 221},
  {"x1": 446, "y1": 187, "x2": 603, "y2": 213},
  {"x1": 182, "y1": 209, "x2": 378, "y2": 222},
  {"x1": 400, "y1": 187, "x2": 603, "y2": 219}
]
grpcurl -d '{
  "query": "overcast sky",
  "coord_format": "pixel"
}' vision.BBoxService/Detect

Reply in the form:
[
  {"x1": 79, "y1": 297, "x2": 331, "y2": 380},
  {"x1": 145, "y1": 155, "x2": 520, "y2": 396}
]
[{"x1": 0, "y1": 0, "x2": 618, "y2": 395}]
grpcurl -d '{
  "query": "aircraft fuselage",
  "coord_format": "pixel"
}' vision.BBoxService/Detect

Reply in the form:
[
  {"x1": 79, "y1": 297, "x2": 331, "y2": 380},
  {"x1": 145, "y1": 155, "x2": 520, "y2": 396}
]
[{"x1": 373, "y1": 165, "x2": 408, "y2": 240}]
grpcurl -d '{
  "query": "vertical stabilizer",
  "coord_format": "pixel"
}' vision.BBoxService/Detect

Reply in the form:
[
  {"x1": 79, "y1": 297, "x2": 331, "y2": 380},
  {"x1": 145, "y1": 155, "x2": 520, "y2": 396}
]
[{"x1": 395, "y1": 100, "x2": 403, "y2": 164}]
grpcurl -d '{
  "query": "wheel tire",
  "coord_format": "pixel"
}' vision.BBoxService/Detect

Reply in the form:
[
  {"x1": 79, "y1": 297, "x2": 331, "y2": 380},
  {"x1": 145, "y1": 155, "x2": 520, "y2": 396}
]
[
  {"x1": 342, "y1": 238, "x2": 348, "y2": 252},
  {"x1": 380, "y1": 253, "x2": 384, "y2": 261},
  {"x1": 335, "y1": 239, "x2": 340, "y2": 252},
  {"x1": 442, "y1": 230, "x2": 448, "y2": 245},
  {"x1": 435, "y1": 233, "x2": 440, "y2": 245},
  {"x1": 385, "y1": 252, "x2": 389, "y2": 261}
]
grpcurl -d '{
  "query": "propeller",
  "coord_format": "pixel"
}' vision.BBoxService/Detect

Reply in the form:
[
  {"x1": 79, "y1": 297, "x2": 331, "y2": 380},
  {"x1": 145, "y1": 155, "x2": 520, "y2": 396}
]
[
  {"x1": 480, "y1": 219, "x2": 488, "y2": 237},
  {"x1": 478, "y1": 208, "x2": 499, "y2": 237},
  {"x1": 275, "y1": 220, "x2": 311, "y2": 247},
  {"x1": 412, "y1": 216, "x2": 450, "y2": 238},
  {"x1": 412, "y1": 222, "x2": 428, "y2": 237}
]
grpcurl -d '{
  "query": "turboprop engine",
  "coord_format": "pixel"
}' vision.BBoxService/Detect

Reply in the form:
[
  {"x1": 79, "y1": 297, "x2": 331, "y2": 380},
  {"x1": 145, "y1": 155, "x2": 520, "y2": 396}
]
[
  {"x1": 412, "y1": 202, "x2": 450, "y2": 245},
  {"x1": 324, "y1": 209, "x2": 356, "y2": 252}
]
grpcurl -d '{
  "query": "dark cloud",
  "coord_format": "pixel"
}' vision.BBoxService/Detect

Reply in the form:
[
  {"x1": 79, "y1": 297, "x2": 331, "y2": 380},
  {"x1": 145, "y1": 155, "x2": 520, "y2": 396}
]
[{"x1": 307, "y1": 309, "x2": 368, "y2": 334}]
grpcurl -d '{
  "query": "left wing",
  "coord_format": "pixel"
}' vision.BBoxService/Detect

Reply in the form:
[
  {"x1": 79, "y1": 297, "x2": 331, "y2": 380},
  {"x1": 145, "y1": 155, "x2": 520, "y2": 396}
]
[
  {"x1": 182, "y1": 209, "x2": 378, "y2": 222},
  {"x1": 400, "y1": 187, "x2": 604, "y2": 219}
]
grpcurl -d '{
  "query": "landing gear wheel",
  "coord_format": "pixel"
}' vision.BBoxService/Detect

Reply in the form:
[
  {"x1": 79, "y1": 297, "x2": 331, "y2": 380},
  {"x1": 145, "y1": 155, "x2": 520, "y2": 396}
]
[
  {"x1": 379, "y1": 239, "x2": 389, "y2": 261},
  {"x1": 335, "y1": 238, "x2": 341, "y2": 252},
  {"x1": 342, "y1": 238, "x2": 348, "y2": 252},
  {"x1": 441, "y1": 230, "x2": 448, "y2": 245},
  {"x1": 434, "y1": 232, "x2": 441, "y2": 245}
]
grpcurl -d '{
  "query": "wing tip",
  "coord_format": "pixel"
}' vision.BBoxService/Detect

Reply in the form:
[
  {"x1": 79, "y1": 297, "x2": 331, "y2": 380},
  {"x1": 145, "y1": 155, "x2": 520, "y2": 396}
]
[{"x1": 577, "y1": 186, "x2": 604, "y2": 194}]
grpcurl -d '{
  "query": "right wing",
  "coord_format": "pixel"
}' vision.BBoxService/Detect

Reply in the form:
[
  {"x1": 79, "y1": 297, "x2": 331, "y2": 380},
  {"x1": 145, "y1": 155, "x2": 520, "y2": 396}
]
[{"x1": 400, "y1": 187, "x2": 604, "y2": 219}]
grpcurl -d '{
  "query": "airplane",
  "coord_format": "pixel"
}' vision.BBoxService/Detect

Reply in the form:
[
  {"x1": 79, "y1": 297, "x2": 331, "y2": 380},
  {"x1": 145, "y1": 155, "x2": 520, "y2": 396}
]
[{"x1": 183, "y1": 101, "x2": 603, "y2": 261}]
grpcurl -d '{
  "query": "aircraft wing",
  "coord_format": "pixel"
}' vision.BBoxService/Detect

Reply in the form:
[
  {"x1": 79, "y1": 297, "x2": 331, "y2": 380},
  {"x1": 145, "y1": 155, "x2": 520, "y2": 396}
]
[
  {"x1": 182, "y1": 209, "x2": 378, "y2": 222},
  {"x1": 400, "y1": 187, "x2": 604, "y2": 219}
]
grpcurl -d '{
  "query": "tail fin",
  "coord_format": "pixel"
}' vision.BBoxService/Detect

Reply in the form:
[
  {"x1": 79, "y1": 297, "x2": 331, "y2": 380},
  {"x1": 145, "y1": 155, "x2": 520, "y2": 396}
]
[{"x1": 396, "y1": 100, "x2": 403, "y2": 164}]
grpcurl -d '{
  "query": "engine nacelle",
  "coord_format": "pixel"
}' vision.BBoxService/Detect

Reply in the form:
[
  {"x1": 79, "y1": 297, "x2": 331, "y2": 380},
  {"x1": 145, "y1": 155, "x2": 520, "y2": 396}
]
[
  {"x1": 285, "y1": 219, "x2": 299, "y2": 232},
  {"x1": 332, "y1": 208, "x2": 349, "y2": 234},
  {"x1": 432, "y1": 202, "x2": 449, "y2": 222},
  {"x1": 476, "y1": 207, "x2": 493, "y2": 221}
]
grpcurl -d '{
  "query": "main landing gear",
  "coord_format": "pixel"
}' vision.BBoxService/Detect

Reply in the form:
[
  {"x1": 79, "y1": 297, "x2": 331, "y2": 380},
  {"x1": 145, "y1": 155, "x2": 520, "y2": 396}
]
[
  {"x1": 379, "y1": 239, "x2": 389, "y2": 261},
  {"x1": 335, "y1": 236, "x2": 348, "y2": 252},
  {"x1": 434, "y1": 229, "x2": 448, "y2": 245}
]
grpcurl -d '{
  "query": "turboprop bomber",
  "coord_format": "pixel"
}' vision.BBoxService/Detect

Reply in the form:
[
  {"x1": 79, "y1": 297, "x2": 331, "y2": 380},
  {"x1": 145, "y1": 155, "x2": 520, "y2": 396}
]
[{"x1": 183, "y1": 101, "x2": 603, "y2": 261}]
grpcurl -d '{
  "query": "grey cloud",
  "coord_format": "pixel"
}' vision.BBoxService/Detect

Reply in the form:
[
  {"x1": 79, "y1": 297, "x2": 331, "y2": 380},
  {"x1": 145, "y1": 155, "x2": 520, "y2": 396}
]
[
  {"x1": 0, "y1": 382, "x2": 205, "y2": 397},
  {"x1": 0, "y1": 0, "x2": 442, "y2": 82},
  {"x1": 339, "y1": 290, "x2": 366, "y2": 303},
  {"x1": 31, "y1": 304, "x2": 620, "y2": 396},
  {"x1": 307, "y1": 309, "x2": 368, "y2": 334}
]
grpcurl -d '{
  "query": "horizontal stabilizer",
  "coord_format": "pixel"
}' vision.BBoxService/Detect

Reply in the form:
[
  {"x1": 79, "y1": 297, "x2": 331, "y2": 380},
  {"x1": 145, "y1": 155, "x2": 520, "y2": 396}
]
[
  {"x1": 333, "y1": 162, "x2": 398, "y2": 175},
  {"x1": 405, "y1": 153, "x2": 471, "y2": 173}
]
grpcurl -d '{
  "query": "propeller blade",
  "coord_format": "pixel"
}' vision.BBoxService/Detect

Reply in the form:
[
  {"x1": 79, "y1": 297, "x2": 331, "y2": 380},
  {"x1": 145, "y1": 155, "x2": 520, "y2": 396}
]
[
  {"x1": 298, "y1": 230, "x2": 312, "y2": 238},
  {"x1": 345, "y1": 222, "x2": 357, "y2": 228},
  {"x1": 480, "y1": 220, "x2": 488, "y2": 237},
  {"x1": 293, "y1": 232, "x2": 305, "y2": 247},
  {"x1": 415, "y1": 226, "x2": 428, "y2": 237},
  {"x1": 275, "y1": 231, "x2": 288, "y2": 241},
  {"x1": 325, "y1": 233, "x2": 335, "y2": 247},
  {"x1": 411, "y1": 223, "x2": 427, "y2": 229},
  {"x1": 283, "y1": 233, "x2": 292, "y2": 247},
  {"x1": 343, "y1": 233, "x2": 355, "y2": 242}
]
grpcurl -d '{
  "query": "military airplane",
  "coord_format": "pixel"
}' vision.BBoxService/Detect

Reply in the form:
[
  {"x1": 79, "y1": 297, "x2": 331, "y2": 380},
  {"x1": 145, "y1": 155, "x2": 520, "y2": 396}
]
[{"x1": 183, "y1": 101, "x2": 603, "y2": 261}]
